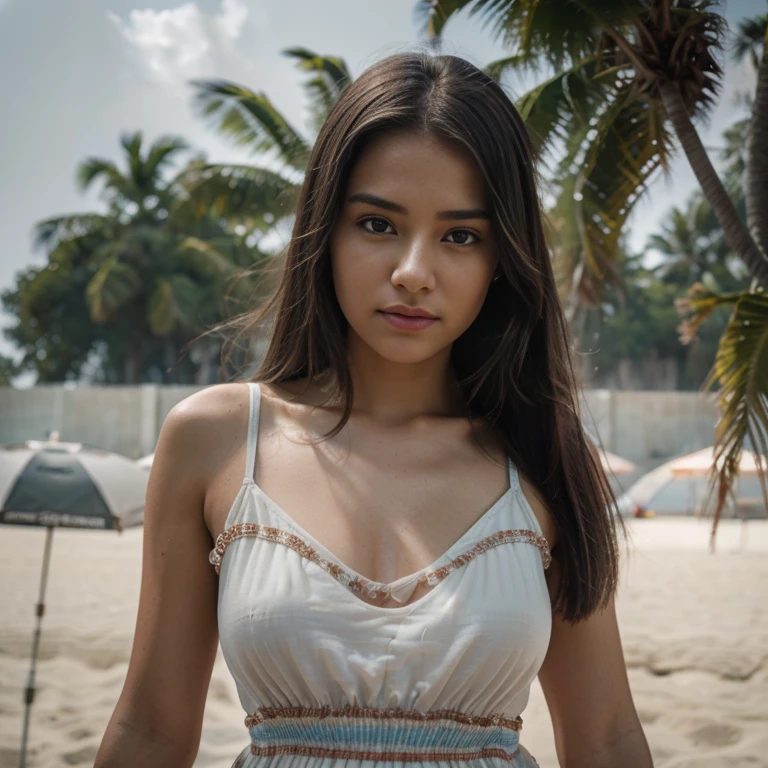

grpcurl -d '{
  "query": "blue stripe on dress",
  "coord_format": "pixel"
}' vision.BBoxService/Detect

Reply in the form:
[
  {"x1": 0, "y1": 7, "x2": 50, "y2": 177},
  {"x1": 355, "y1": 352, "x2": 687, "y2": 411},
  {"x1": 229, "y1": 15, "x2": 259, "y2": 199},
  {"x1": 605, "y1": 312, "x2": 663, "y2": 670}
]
[{"x1": 249, "y1": 716, "x2": 520, "y2": 755}]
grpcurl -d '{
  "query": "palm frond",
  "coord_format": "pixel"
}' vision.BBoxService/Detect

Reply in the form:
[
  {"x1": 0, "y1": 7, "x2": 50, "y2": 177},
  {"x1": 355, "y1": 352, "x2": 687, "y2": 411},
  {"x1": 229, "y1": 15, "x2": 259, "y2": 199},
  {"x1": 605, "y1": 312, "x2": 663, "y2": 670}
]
[
  {"x1": 512, "y1": 55, "x2": 606, "y2": 164},
  {"x1": 85, "y1": 253, "x2": 142, "y2": 322},
  {"x1": 76, "y1": 159, "x2": 133, "y2": 200},
  {"x1": 676, "y1": 285, "x2": 768, "y2": 545},
  {"x1": 176, "y1": 236, "x2": 244, "y2": 278},
  {"x1": 645, "y1": 192, "x2": 720, "y2": 280},
  {"x1": 34, "y1": 214, "x2": 114, "y2": 251},
  {"x1": 190, "y1": 79, "x2": 311, "y2": 172},
  {"x1": 119, "y1": 131, "x2": 142, "y2": 158},
  {"x1": 425, "y1": 0, "x2": 726, "y2": 123},
  {"x1": 106, "y1": 225, "x2": 176, "y2": 256},
  {"x1": 414, "y1": 0, "x2": 471, "y2": 40},
  {"x1": 171, "y1": 163, "x2": 299, "y2": 231},
  {"x1": 552, "y1": 91, "x2": 675, "y2": 307},
  {"x1": 119, "y1": 132, "x2": 144, "y2": 193},
  {"x1": 720, "y1": 117, "x2": 749, "y2": 191},
  {"x1": 178, "y1": 235, "x2": 269, "y2": 275},
  {"x1": 142, "y1": 135, "x2": 189, "y2": 189},
  {"x1": 419, "y1": 0, "x2": 642, "y2": 68},
  {"x1": 483, "y1": 53, "x2": 530, "y2": 81},
  {"x1": 733, "y1": 12, "x2": 768, "y2": 69},
  {"x1": 147, "y1": 273, "x2": 205, "y2": 336},
  {"x1": 147, "y1": 275, "x2": 175, "y2": 336},
  {"x1": 283, "y1": 47, "x2": 351, "y2": 93},
  {"x1": 647, "y1": 2, "x2": 726, "y2": 116},
  {"x1": 282, "y1": 48, "x2": 352, "y2": 134}
]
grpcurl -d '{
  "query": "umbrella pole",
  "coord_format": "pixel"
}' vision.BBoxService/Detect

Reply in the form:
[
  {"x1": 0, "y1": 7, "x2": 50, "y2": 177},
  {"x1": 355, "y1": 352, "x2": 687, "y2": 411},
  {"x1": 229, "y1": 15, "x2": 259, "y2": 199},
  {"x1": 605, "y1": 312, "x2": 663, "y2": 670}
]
[{"x1": 19, "y1": 525, "x2": 55, "y2": 768}]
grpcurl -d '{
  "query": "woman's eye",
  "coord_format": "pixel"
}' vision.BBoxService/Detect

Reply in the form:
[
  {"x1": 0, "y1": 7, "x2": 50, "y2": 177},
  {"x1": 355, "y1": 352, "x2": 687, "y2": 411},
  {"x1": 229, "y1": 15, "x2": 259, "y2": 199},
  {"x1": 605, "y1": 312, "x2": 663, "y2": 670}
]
[
  {"x1": 360, "y1": 217, "x2": 394, "y2": 235},
  {"x1": 444, "y1": 229, "x2": 479, "y2": 246}
]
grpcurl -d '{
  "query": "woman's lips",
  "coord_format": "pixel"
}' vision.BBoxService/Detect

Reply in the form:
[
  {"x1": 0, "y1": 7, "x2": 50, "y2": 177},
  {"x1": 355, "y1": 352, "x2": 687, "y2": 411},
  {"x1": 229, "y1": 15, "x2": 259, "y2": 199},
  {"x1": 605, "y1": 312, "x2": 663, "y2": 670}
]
[{"x1": 377, "y1": 311, "x2": 439, "y2": 331}]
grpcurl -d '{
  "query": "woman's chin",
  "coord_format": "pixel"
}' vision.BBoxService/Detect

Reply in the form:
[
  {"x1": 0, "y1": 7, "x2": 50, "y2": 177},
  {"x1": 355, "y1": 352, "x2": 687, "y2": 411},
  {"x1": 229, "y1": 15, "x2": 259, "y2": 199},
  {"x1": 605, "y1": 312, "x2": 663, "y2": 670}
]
[{"x1": 366, "y1": 340, "x2": 451, "y2": 366}]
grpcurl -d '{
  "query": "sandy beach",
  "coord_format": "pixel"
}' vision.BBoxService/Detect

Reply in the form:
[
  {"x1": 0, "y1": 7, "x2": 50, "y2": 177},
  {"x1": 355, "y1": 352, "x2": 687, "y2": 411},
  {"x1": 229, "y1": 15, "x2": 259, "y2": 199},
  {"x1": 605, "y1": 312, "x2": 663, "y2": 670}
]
[{"x1": 1, "y1": 516, "x2": 766, "y2": 767}]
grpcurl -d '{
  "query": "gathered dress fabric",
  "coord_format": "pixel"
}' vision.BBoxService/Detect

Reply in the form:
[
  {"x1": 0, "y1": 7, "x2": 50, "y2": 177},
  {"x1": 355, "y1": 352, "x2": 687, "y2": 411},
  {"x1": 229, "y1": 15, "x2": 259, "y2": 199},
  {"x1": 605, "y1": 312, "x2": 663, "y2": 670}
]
[{"x1": 209, "y1": 382, "x2": 553, "y2": 767}]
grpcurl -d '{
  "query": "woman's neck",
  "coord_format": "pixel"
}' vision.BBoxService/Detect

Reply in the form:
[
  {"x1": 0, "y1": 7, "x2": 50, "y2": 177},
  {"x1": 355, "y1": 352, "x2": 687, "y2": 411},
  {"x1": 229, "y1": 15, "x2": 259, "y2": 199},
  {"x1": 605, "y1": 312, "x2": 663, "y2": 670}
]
[{"x1": 344, "y1": 335, "x2": 465, "y2": 427}]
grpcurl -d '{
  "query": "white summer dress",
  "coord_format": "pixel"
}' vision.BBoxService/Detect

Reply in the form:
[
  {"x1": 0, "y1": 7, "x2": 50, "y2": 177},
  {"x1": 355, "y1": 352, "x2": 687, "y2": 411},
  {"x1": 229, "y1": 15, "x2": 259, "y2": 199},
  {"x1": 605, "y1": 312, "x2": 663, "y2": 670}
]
[{"x1": 209, "y1": 382, "x2": 553, "y2": 767}]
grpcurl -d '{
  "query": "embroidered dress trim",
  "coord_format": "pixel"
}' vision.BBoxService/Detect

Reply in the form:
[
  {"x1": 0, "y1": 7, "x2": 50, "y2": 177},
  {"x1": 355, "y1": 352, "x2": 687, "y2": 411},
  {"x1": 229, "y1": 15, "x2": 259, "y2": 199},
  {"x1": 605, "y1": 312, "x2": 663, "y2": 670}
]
[
  {"x1": 243, "y1": 704, "x2": 524, "y2": 762},
  {"x1": 209, "y1": 522, "x2": 552, "y2": 593}
]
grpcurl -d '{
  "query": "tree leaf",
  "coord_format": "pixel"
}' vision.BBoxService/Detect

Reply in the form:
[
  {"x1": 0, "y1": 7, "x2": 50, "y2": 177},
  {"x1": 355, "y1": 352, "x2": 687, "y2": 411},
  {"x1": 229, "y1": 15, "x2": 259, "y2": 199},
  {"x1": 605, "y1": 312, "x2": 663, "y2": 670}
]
[{"x1": 189, "y1": 79, "x2": 311, "y2": 171}]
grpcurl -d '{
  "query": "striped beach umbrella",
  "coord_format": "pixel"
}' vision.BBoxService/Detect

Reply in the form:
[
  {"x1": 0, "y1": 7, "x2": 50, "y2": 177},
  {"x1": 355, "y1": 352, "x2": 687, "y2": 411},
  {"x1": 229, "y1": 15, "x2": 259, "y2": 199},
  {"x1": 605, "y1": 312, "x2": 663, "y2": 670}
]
[
  {"x1": 0, "y1": 432, "x2": 148, "y2": 768},
  {"x1": 0, "y1": 433, "x2": 147, "y2": 530}
]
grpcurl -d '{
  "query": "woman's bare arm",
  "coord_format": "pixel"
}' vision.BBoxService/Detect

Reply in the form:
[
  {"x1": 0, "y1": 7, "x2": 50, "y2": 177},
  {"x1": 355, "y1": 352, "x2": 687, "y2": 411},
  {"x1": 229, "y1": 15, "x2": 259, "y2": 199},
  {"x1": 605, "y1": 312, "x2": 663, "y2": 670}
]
[{"x1": 95, "y1": 390, "x2": 229, "y2": 767}]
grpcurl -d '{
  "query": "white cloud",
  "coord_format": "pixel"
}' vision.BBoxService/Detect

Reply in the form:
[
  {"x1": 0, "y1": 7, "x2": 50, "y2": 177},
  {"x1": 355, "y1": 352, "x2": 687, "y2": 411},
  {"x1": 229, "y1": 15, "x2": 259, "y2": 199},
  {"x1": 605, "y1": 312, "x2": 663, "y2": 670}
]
[
  {"x1": 108, "y1": 0, "x2": 250, "y2": 88},
  {"x1": 217, "y1": 0, "x2": 248, "y2": 39}
]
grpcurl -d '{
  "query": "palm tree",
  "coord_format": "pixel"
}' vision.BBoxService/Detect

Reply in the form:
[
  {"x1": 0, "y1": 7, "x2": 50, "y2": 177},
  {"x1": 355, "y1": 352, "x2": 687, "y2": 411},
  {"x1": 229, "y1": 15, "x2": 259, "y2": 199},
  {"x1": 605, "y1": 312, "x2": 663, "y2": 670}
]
[
  {"x1": 418, "y1": 0, "x2": 768, "y2": 292},
  {"x1": 647, "y1": 190, "x2": 748, "y2": 289},
  {"x1": 419, "y1": 0, "x2": 768, "y2": 538},
  {"x1": 13, "y1": 132, "x2": 267, "y2": 384},
  {"x1": 675, "y1": 13, "x2": 768, "y2": 542},
  {"x1": 178, "y1": 49, "x2": 353, "y2": 380}
]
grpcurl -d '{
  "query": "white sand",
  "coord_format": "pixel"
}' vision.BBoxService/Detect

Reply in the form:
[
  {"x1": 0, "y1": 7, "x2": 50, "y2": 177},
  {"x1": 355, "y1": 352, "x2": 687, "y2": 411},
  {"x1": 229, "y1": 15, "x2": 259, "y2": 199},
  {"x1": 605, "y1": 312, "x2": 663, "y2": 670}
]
[{"x1": 1, "y1": 517, "x2": 766, "y2": 767}]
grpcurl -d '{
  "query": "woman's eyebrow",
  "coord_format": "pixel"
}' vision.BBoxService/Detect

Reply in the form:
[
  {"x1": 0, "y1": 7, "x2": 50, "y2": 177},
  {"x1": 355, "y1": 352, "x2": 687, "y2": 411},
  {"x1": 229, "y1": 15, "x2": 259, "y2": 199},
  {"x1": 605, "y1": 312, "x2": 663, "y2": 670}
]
[{"x1": 347, "y1": 192, "x2": 491, "y2": 220}]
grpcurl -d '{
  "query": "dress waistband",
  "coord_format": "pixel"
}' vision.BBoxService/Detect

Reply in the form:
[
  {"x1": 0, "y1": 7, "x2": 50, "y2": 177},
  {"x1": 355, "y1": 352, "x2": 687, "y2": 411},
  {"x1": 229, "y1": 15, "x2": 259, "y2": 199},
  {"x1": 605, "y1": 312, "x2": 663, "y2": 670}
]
[{"x1": 245, "y1": 705, "x2": 523, "y2": 762}]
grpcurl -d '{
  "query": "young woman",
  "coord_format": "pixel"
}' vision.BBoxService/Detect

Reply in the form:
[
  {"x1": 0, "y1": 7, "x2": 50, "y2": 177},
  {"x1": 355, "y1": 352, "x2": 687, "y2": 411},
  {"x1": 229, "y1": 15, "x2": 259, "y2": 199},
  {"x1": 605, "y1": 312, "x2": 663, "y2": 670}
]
[{"x1": 96, "y1": 52, "x2": 652, "y2": 767}]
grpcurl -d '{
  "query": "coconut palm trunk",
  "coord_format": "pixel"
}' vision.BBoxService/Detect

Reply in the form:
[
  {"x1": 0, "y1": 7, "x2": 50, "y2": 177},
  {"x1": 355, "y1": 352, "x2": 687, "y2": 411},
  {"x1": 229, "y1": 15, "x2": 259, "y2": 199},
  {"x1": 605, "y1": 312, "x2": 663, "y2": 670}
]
[
  {"x1": 746, "y1": 39, "x2": 768, "y2": 263},
  {"x1": 657, "y1": 79, "x2": 768, "y2": 289}
]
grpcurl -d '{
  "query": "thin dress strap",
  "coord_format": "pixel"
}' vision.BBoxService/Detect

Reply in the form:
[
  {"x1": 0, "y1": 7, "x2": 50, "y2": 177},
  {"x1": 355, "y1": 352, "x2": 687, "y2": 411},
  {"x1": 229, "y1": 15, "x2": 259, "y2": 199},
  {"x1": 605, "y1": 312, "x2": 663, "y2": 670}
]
[
  {"x1": 507, "y1": 456, "x2": 544, "y2": 537},
  {"x1": 506, "y1": 456, "x2": 518, "y2": 493},
  {"x1": 244, "y1": 381, "x2": 262, "y2": 483}
]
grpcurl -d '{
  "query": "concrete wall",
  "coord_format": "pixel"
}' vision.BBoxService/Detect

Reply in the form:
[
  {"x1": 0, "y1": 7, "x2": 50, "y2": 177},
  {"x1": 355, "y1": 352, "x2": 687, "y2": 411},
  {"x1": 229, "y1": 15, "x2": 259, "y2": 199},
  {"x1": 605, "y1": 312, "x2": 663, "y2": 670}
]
[
  {"x1": 580, "y1": 389, "x2": 718, "y2": 461},
  {"x1": 0, "y1": 384, "x2": 720, "y2": 486},
  {"x1": 579, "y1": 389, "x2": 719, "y2": 488}
]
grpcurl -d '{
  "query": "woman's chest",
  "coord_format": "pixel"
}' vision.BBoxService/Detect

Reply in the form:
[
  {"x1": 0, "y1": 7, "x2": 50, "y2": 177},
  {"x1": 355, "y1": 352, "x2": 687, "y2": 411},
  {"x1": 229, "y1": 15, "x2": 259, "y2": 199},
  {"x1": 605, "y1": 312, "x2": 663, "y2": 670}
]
[{"x1": 207, "y1": 437, "x2": 514, "y2": 588}]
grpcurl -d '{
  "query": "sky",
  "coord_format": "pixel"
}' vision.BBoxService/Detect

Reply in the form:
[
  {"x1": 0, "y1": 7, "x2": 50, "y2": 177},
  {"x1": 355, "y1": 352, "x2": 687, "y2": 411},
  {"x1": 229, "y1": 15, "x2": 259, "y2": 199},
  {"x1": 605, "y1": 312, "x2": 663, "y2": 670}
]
[{"x1": 0, "y1": 0, "x2": 763, "y2": 387}]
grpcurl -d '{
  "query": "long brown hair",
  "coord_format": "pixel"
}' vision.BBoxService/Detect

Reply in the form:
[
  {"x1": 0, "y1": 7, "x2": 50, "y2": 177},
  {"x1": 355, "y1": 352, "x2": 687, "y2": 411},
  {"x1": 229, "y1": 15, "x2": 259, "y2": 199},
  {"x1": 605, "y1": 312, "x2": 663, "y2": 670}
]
[{"x1": 206, "y1": 51, "x2": 628, "y2": 623}]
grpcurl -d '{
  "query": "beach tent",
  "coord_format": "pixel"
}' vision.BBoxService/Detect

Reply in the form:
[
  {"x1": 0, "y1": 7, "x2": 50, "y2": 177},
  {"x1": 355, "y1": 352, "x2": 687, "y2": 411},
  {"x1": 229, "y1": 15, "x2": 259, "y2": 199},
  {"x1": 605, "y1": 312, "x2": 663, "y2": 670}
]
[
  {"x1": 668, "y1": 446, "x2": 765, "y2": 477},
  {"x1": 137, "y1": 451, "x2": 154, "y2": 469},
  {"x1": 600, "y1": 450, "x2": 636, "y2": 476},
  {"x1": 0, "y1": 432, "x2": 148, "y2": 768},
  {"x1": 581, "y1": 425, "x2": 636, "y2": 477},
  {"x1": 616, "y1": 447, "x2": 766, "y2": 519}
]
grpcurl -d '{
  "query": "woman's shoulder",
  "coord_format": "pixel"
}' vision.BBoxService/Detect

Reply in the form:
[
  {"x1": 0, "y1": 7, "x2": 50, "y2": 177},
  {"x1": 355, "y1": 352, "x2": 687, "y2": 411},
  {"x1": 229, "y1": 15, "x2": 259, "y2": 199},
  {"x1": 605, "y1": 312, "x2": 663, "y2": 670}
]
[
  {"x1": 161, "y1": 382, "x2": 254, "y2": 482},
  {"x1": 167, "y1": 381, "x2": 251, "y2": 428},
  {"x1": 162, "y1": 378, "x2": 323, "y2": 461}
]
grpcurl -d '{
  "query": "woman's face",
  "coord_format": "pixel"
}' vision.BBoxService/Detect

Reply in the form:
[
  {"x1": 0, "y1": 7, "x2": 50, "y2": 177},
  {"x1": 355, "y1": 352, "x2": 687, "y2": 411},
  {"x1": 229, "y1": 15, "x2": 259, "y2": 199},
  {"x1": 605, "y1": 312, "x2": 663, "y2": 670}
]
[{"x1": 330, "y1": 130, "x2": 497, "y2": 366}]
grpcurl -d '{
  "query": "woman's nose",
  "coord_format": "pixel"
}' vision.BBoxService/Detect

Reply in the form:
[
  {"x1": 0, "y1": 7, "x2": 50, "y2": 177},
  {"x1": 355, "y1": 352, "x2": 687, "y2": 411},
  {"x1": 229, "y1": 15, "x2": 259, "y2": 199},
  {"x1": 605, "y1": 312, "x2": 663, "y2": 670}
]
[{"x1": 390, "y1": 236, "x2": 436, "y2": 292}]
